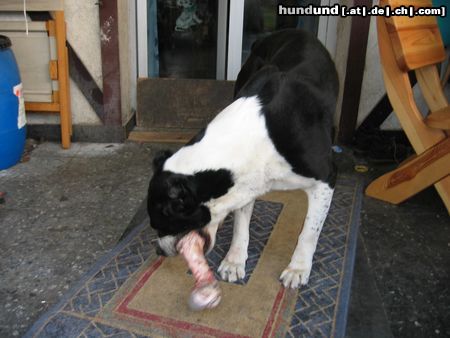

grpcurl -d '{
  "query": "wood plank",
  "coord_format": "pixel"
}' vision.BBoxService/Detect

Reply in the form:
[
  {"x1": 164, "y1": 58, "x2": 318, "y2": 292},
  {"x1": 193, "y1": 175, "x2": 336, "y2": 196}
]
[
  {"x1": 384, "y1": 0, "x2": 436, "y2": 32},
  {"x1": 54, "y1": 11, "x2": 71, "y2": 149},
  {"x1": 52, "y1": 90, "x2": 59, "y2": 103},
  {"x1": 99, "y1": 0, "x2": 122, "y2": 126},
  {"x1": 46, "y1": 20, "x2": 56, "y2": 37},
  {"x1": 366, "y1": 138, "x2": 450, "y2": 205},
  {"x1": 128, "y1": 130, "x2": 196, "y2": 144},
  {"x1": 392, "y1": 28, "x2": 445, "y2": 71},
  {"x1": 416, "y1": 65, "x2": 449, "y2": 112},
  {"x1": 25, "y1": 102, "x2": 60, "y2": 112},
  {"x1": 65, "y1": 41, "x2": 72, "y2": 136},
  {"x1": 49, "y1": 60, "x2": 58, "y2": 80},
  {"x1": 386, "y1": 15, "x2": 436, "y2": 32},
  {"x1": 67, "y1": 43, "x2": 104, "y2": 123},
  {"x1": 425, "y1": 107, "x2": 450, "y2": 130},
  {"x1": 382, "y1": 0, "x2": 445, "y2": 70},
  {"x1": 0, "y1": 0, "x2": 63, "y2": 11}
]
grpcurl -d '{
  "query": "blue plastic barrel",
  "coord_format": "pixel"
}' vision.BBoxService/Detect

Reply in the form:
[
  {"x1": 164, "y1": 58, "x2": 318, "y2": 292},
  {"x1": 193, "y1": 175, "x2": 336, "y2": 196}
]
[{"x1": 0, "y1": 35, "x2": 26, "y2": 170}]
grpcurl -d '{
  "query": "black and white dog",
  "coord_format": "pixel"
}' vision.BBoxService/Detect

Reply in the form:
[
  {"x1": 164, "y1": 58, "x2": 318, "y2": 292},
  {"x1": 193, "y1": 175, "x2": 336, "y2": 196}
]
[{"x1": 147, "y1": 29, "x2": 339, "y2": 288}]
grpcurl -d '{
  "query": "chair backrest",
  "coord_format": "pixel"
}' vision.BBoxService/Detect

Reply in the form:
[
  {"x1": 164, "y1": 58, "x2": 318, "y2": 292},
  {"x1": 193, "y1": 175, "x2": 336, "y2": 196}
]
[{"x1": 381, "y1": 0, "x2": 446, "y2": 71}]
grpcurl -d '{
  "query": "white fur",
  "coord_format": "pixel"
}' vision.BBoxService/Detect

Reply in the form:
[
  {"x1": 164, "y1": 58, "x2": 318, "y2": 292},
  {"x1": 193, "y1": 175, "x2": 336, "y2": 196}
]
[
  {"x1": 280, "y1": 182, "x2": 334, "y2": 288},
  {"x1": 164, "y1": 97, "x2": 317, "y2": 219},
  {"x1": 164, "y1": 96, "x2": 333, "y2": 287},
  {"x1": 218, "y1": 200, "x2": 254, "y2": 282},
  {"x1": 158, "y1": 235, "x2": 178, "y2": 257}
]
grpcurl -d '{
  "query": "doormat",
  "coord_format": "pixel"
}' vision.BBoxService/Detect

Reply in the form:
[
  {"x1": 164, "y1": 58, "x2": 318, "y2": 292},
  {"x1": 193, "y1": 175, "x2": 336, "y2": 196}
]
[{"x1": 25, "y1": 176, "x2": 362, "y2": 338}]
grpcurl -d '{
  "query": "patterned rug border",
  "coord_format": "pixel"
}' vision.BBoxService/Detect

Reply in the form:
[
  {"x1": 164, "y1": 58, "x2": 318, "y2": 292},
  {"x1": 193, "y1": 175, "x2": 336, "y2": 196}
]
[
  {"x1": 332, "y1": 178, "x2": 362, "y2": 338},
  {"x1": 24, "y1": 176, "x2": 363, "y2": 338}
]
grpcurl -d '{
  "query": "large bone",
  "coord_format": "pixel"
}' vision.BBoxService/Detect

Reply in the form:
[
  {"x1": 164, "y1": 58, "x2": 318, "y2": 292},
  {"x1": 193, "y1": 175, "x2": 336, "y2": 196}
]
[{"x1": 176, "y1": 231, "x2": 221, "y2": 311}]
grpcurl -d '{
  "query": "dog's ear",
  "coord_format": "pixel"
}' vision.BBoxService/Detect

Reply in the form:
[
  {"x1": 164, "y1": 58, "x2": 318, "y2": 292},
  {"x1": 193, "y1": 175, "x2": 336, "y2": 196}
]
[
  {"x1": 194, "y1": 169, "x2": 234, "y2": 201},
  {"x1": 153, "y1": 150, "x2": 173, "y2": 173}
]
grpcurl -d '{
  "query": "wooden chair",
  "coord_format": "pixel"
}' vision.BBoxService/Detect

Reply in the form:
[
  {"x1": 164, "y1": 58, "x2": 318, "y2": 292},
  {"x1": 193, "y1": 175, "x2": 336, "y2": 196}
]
[
  {"x1": 0, "y1": 0, "x2": 72, "y2": 149},
  {"x1": 366, "y1": 0, "x2": 450, "y2": 213}
]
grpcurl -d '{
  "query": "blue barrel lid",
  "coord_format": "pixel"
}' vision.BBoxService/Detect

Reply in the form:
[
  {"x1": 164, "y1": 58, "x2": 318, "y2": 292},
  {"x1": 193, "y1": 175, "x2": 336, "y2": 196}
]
[{"x1": 0, "y1": 35, "x2": 12, "y2": 50}]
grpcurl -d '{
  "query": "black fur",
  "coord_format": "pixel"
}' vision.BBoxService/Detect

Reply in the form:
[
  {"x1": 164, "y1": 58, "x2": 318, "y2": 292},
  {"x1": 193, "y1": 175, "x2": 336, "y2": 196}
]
[
  {"x1": 194, "y1": 169, "x2": 234, "y2": 201},
  {"x1": 152, "y1": 150, "x2": 173, "y2": 173},
  {"x1": 235, "y1": 29, "x2": 338, "y2": 185},
  {"x1": 147, "y1": 164, "x2": 234, "y2": 237}
]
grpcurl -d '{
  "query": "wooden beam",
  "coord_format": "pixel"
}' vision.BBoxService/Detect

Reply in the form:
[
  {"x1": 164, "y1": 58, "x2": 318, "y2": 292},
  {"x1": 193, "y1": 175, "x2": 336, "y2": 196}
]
[
  {"x1": 366, "y1": 137, "x2": 450, "y2": 204},
  {"x1": 49, "y1": 60, "x2": 58, "y2": 80},
  {"x1": 128, "y1": 131, "x2": 196, "y2": 144},
  {"x1": 99, "y1": 0, "x2": 122, "y2": 126},
  {"x1": 67, "y1": 43, "x2": 105, "y2": 123},
  {"x1": 425, "y1": 107, "x2": 450, "y2": 130},
  {"x1": 53, "y1": 11, "x2": 71, "y2": 149},
  {"x1": 25, "y1": 102, "x2": 60, "y2": 112}
]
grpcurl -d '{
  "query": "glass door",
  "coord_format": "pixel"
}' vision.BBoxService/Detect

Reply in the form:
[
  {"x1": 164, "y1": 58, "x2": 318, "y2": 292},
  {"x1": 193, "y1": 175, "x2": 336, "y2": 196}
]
[
  {"x1": 226, "y1": 0, "x2": 338, "y2": 79},
  {"x1": 138, "y1": 0, "x2": 226, "y2": 79},
  {"x1": 137, "y1": 0, "x2": 337, "y2": 80}
]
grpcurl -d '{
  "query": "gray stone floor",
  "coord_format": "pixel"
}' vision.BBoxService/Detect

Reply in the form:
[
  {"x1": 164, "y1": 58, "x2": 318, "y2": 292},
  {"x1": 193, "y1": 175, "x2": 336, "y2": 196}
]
[
  {"x1": 0, "y1": 142, "x2": 176, "y2": 337},
  {"x1": 0, "y1": 141, "x2": 448, "y2": 337}
]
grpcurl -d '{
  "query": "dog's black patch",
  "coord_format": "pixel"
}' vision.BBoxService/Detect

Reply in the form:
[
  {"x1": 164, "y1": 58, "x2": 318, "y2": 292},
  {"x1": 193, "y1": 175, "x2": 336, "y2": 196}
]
[
  {"x1": 147, "y1": 169, "x2": 233, "y2": 237},
  {"x1": 194, "y1": 169, "x2": 234, "y2": 202},
  {"x1": 235, "y1": 29, "x2": 338, "y2": 186}
]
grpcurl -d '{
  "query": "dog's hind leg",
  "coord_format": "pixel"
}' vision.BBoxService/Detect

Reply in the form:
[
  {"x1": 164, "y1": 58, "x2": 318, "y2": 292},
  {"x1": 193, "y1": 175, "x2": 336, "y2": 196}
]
[
  {"x1": 280, "y1": 182, "x2": 333, "y2": 288},
  {"x1": 218, "y1": 200, "x2": 255, "y2": 282}
]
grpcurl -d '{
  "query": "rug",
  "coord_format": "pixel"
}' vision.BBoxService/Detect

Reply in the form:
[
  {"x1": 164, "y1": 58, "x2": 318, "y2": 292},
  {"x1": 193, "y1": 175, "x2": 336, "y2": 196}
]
[{"x1": 25, "y1": 175, "x2": 362, "y2": 338}]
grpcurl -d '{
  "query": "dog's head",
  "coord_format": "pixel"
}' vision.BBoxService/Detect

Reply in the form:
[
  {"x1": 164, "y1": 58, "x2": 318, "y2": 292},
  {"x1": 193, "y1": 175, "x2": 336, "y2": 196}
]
[{"x1": 147, "y1": 151, "x2": 212, "y2": 256}]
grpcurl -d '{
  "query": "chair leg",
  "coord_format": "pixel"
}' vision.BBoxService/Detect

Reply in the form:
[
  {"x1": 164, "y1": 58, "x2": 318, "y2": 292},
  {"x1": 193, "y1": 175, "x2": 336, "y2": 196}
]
[
  {"x1": 366, "y1": 138, "x2": 450, "y2": 213},
  {"x1": 54, "y1": 11, "x2": 71, "y2": 149}
]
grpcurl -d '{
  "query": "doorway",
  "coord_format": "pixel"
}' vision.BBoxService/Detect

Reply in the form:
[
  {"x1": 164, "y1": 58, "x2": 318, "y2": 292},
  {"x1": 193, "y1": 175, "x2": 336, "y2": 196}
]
[
  {"x1": 137, "y1": 0, "x2": 337, "y2": 80},
  {"x1": 134, "y1": 0, "x2": 338, "y2": 136}
]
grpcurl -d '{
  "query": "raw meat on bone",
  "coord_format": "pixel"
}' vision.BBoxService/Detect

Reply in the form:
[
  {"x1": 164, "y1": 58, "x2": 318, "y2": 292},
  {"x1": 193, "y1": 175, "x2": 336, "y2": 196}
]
[{"x1": 176, "y1": 231, "x2": 222, "y2": 311}]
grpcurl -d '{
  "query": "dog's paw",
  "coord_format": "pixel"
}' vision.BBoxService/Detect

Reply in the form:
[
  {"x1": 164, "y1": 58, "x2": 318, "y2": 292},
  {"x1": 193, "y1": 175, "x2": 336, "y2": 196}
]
[
  {"x1": 279, "y1": 265, "x2": 311, "y2": 288},
  {"x1": 218, "y1": 259, "x2": 246, "y2": 282}
]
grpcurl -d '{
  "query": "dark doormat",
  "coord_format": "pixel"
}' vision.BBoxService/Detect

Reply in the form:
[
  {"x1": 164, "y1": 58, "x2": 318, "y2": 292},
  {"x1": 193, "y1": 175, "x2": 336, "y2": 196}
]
[{"x1": 25, "y1": 175, "x2": 362, "y2": 338}]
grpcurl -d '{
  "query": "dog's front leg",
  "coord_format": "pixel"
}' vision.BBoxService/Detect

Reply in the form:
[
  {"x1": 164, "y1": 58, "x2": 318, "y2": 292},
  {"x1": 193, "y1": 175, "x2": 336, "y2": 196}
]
[
  {"x1": 280, "y1": 182, "x2": 333, "y2": 288},
  {"x1": 218, "y1": 200, "x2": 255, "y2": 282}
]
